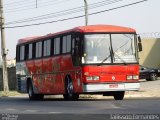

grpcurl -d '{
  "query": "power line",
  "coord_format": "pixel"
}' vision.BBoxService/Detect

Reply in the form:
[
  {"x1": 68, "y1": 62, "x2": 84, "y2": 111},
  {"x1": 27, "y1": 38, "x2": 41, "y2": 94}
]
[
  {"x1": 5, "y1": 0, "x2": 147, "y2": 29},
  {"x1": 4, "y1": 0, "x2": 63, "y2": 6},
  {"x1": 5, "y1": 0, "x2": 122, "y2": 25},
  {"x1": 6, "y1": 0, "x2": 120, "y2": 24},
  {"x1": 5, "y1": 0, "x2": 70, "y2": 12},
  {"x1": 4, "y1": 0, "x2": 28, "y2": 6},
  {"x1": 4, "y1": 0, "x2": 73, "y2": 13}
]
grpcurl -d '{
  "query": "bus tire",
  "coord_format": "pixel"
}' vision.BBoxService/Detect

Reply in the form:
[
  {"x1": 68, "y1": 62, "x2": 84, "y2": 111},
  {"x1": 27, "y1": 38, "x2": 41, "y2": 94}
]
[
  {"x1": 28, "y1": 82, "x2": 44, "y2": 101},
  {"x1": 63, "y1": 76, "x2": 79, "y2": 101},
  {"x1": 113, "y1": 91, "x2": 125, "y2": 100}
]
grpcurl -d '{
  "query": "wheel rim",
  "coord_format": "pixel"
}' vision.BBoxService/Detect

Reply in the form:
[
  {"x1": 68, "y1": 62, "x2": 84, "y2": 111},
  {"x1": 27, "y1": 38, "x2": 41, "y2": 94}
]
[
  {"x1": 28, "y1": 84, "x2": 32, "y2": 97},
  {"x1": 67, "y1": 79, "x2": 73, "y2": 97},
  {"x1": 151, "y1": 73, "x2": 157, "y2": 80}
]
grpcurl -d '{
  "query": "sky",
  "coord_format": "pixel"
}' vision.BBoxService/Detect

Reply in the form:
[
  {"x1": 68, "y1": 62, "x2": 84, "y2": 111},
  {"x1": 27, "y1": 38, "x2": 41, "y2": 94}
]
[{"x1": 1, "y1": 0, "x2": 160, "y2": 59}]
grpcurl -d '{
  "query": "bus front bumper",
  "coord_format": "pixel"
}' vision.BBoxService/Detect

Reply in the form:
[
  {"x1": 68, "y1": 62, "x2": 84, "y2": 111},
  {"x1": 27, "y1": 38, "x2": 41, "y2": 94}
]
[{"x1": 83, "y1": 82, "x2": 140, "y2": 92}]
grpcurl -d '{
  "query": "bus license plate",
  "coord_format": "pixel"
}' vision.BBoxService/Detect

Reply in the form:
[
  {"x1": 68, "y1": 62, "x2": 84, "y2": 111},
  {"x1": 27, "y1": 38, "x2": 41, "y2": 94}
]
[{"x1": 109, "y1": 84, "x2": 118, "y2": 88}]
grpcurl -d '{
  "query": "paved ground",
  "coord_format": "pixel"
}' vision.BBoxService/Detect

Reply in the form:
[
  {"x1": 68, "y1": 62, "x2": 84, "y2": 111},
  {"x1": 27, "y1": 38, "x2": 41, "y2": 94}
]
[
  {"x1": 125, "y1": 78, "x2": 160, "y2": 98},
  {"x1": 89, "y1": 78, "x2": 160, "y2": 99},
  {"x1": 0, "y1": 79, "x2": 160, "y2": 120},
  {"x1": 0, "y1": 97, "x2": 160, "y2": 120},
  {"x1": 0, "y1": 97, "x2": 160, "y2": 114},
  {"x1": 1, "y1": 78, "x2": 160, "y2": 99}
]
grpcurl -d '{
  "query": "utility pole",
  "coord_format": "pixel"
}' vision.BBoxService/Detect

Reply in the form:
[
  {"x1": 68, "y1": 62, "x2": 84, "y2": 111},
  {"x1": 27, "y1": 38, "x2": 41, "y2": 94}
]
[
  {"x1": 84, "y1": 0, "x2": 88, "y2": 26},
  {"x1": 36, "y1": 0, "x2": 38, "y2": 8},
  {"x1": 0, "y1": 0, "x2": 9, "y2": 93}
]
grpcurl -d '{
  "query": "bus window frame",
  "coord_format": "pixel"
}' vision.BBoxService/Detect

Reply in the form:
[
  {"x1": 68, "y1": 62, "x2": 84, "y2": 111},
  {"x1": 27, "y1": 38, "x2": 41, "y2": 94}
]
[
  {"x1": 16, "y1": 45, "x2": 20, "y2": 62},
  {"x1": 16, "y1": 32, "x2": 80, "y2": 62},
  {"x1": 71, "y1": 32, "x2": 83, "y2": 66}
]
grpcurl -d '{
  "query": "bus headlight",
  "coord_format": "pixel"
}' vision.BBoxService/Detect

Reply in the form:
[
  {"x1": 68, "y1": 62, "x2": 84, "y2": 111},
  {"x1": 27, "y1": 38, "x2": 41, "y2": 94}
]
[
  {"x1": 127, "y1": 75, "x2": 139, "y2": 80},
  {"x1": 86, "y1": 76, "x2": 100, "y2": 81},
  {"x1": 127, "y1": 75, "x2": 132, "y2": 80},
  {"x1": 133, "y1": 75, "x2": 139, "y2": 80},
  {"x1": 92, "y1": 76, "x2": 100, "y2": 80},
  {"x1": 86, "y1": 76, "x2": 92, "y2": 81}
]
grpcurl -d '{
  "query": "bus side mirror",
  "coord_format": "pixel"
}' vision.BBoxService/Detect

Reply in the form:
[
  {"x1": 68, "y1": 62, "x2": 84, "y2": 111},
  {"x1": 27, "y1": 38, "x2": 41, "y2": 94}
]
[
  {"x1": 138, "y1": 36, "x2": 142, "y2": 52},
  {"x1": 138, "y1": 36, "x2": 141, "y2": 42},
  {"x1": 138, "y1": 43, "x2": 142, "y2": 52}
]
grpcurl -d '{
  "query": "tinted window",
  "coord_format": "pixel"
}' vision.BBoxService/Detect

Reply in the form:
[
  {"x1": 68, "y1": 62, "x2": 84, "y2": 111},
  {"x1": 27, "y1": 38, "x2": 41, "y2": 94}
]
[
  {"x1": 67, "y1": 35, "x2": 71, "y2": 53},
  {"x1": 20, "y1": 45, "x2": 25, "y2": 61},
  {"x1": 54, "y1": 37, "x2": 60, "y2": 55},
  {"x1": 62, "y1": 35, "x2": 71, "y2": 54},
  {"x1": 62, "y1": 36, "x2": 67, "y2": 53},
  {"x1": 72, "y1": 38, "x2": 75, "y2": 54},
  {"x1": 43, "y1": 40, "x2": 51, "y2": 57},
  {"x1": 28, "y1": 44, "x2": 33, "y2": 59},
  {"x1": 36, "y1": 42, "x2": 42, "y2": 58},
  {"x1": 44, "y1": 41, "x2": 47, "y2": 56}
]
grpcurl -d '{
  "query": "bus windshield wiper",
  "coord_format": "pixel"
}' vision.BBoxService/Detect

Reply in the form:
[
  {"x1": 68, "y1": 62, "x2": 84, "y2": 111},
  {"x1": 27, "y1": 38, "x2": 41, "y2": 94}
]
[
  {"x1": 98, "y1": 47, "x2": 113, "y2": 65},
  {"x1": 98, "y1": 35, "x2": 133, "y2": 66},
  {"x1": 114, "y1": 53, "x2": 127, "y2": 65},
  {"x1": 99, "y1": 47, "x2": 128, "y2": 66}
]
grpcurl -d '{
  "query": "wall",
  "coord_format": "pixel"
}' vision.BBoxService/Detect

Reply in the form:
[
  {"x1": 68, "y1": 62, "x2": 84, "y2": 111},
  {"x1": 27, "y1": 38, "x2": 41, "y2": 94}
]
[
  {"x1": 139, "y1": 38, "x2": 160, "y2": 68},
  {"x1": 0, "y1": 67, "x2": 16, "y2": 91}
]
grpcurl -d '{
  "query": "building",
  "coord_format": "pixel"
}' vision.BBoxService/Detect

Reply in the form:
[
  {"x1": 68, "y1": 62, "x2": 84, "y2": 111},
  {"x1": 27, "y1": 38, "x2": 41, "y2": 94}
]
[{"x1": 0, "y1": 57, "x2": 16, "y2": 68}]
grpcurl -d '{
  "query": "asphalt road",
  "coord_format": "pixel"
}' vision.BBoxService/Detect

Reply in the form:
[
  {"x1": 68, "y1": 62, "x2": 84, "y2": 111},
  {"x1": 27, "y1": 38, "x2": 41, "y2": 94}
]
[
  {"x1": 0, "y1": 97, "x2": 160, "y2": 120},
  {"x1": 0, "y1": 96, "x2": 160, "y2": 114},
  {"x1": 1, "y1": 79, "x2": 160, "y2": 120}
]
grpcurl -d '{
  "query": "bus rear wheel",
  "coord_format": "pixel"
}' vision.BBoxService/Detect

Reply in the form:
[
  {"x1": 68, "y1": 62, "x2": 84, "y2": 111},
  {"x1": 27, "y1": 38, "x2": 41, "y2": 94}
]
[
  {"x1": 63, "y1": 76, "x2": 79, "y2": 100},
  {"x1": 113, "y1": 91, "x2": 125, "y2": 100},
  {"x1": 28, "y1": 82, "x2": 44, "y2": 100}
]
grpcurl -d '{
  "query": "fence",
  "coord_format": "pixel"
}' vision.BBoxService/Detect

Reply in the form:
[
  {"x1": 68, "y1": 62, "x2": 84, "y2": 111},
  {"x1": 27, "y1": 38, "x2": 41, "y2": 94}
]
[
  {"x1": 0, "y1": 67, "x2": 16, "y2": 91},
  {"x1": 139, "y1": 38, "x2": 160, "y2": 69},
  {"x1": 140, "y1": 32, "x2": 160, "y2": 39}
]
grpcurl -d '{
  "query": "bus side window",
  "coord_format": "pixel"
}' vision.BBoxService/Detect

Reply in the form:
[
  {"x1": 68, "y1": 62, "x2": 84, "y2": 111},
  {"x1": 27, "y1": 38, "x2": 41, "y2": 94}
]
[
  {"x1": 28, "y1": 44, "x2": 33, "y2": 59},
  {"x1": 36, "y1": 42, "x2": 39, "y2": 58},
  {"x1": 72, "y1": 38, "x2": 75, "y2": 55},
  {"x1": 62, "y1": 36, "x2": 67, "y2": 54},
  {"x1": 72, "y1": 37, "x2": 80, "y2": 55},
  {"x1": 20, "y1": 45, "x2": 25, "y2": 61},
  {"x1": 72, "y1": 36, "x2": 81, "y2": 66},
  {"x1": 67, "y1": 35, "x2": 71, "y2": 53},
  {"x1": 36, "y1": 41, "x2": 42, "y2": 58},
  {"x1": 62, "y1": 35, "x2": 71, "y2": 54},
  {"x1": 75, "y1": 37, "x2": 80, "y2": 54},
  {"x1": 43, "y1": 39, "x2": 51, "y2": 57},
  {"x1": 54, "y1": 37, "x2": 60, "y2": 55}
]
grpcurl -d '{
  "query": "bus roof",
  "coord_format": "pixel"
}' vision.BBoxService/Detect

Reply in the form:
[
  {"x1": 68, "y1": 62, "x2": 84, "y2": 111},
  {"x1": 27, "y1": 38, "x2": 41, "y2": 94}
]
[{"x1": 17, "y1": 25, "x2": 136, "y2": 45}]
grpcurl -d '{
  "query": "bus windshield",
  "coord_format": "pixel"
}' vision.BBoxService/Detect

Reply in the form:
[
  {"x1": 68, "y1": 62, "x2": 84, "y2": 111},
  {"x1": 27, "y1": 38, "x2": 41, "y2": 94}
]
[{"x1": 82, "y1": 34, "x2": 137, "y2": 64}]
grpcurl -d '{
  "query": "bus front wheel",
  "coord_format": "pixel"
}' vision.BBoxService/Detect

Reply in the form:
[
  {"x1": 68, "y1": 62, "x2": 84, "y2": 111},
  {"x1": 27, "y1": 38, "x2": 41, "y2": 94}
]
[
  {"x1": 113, "y1": 91, "x2": 125, "y2": 100},
  {"x1": 63, "y1": 76, "x2": 79, "y2": 100}
]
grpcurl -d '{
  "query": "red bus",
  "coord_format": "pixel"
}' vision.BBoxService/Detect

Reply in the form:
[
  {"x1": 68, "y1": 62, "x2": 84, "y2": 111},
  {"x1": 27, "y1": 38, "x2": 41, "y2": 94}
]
[{"x1": 16, "y1": 25, "x2": 142, "y2": 100}]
